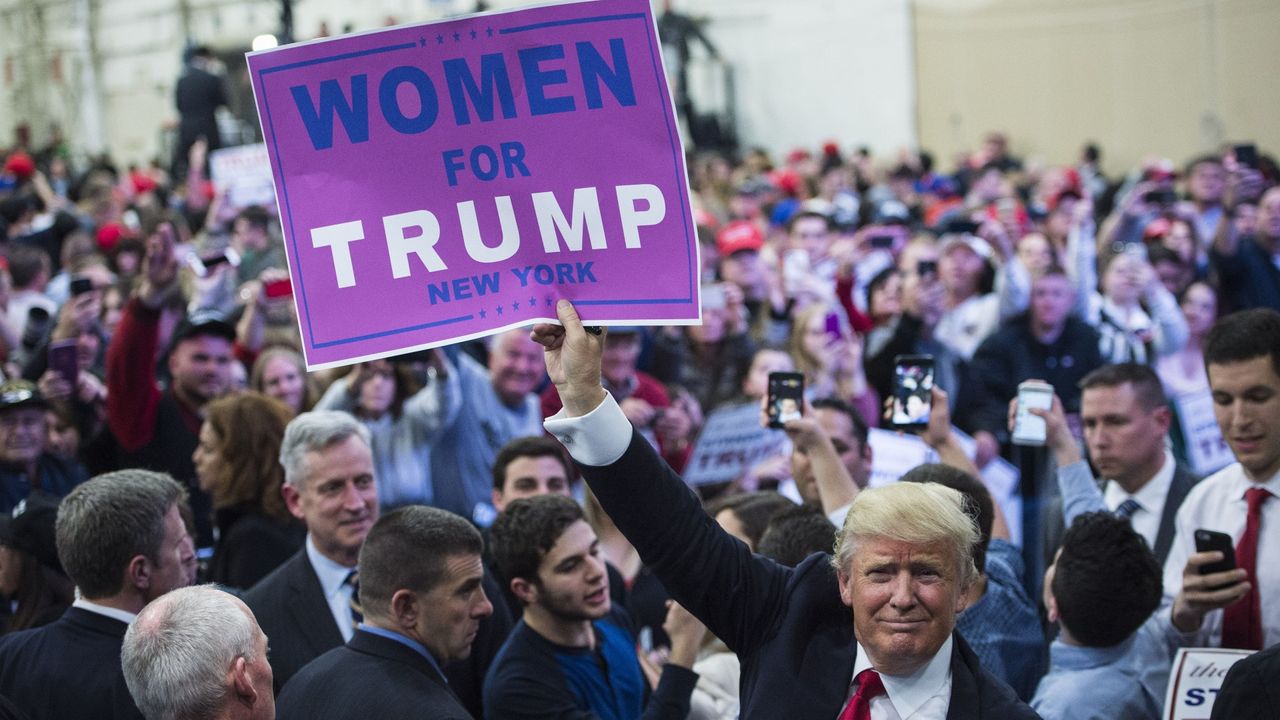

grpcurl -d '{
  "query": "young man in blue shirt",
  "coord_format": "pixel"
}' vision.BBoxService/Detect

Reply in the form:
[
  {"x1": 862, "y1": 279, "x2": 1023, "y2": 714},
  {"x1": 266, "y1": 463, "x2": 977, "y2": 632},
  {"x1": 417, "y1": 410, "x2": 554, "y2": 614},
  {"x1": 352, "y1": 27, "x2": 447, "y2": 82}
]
[{"x1": 484, "y1": 495, "x2": 702, "y2": 720}]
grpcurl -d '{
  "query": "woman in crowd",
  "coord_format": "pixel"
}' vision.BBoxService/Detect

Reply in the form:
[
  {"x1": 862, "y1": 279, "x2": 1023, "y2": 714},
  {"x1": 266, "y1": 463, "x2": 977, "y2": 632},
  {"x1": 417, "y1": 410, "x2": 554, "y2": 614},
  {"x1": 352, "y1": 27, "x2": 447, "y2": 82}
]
[
  {"x1": 1087, "y1": 249, "x2": 1189, "y2": 364},
  {"x1": 787, "y1": 303, "x2": 878, "y2": 425},
  {"x1": 193, "y1": 392, "x2": 303, "y2": 589},
  {"x1": 315, "y1": 354, "x2": 457, "y2": 509},
  {"x1": 1156, "y1": 281, "x2": 1218, "y2": 398},
  {"x1": 0, "y1": 495, "x2": 73, "y2": 634},
  {"x1": 250, "y1": 346, "x2": 317, "y2": 413}
]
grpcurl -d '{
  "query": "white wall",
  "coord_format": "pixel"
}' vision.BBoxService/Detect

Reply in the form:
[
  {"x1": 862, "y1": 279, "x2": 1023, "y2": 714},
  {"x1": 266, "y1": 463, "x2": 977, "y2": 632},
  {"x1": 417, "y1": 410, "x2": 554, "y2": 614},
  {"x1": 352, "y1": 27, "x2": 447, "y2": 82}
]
[{"x1": 1, "y1": 0, "x2": 918, "y2": 165}]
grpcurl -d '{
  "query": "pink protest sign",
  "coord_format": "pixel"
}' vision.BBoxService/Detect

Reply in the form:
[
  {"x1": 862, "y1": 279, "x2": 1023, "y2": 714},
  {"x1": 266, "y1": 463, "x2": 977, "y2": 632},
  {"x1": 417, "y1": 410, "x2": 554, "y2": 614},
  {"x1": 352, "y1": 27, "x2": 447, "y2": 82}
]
[{"x1": 247, "y1": 0, "x2": 698, "y2": 369}]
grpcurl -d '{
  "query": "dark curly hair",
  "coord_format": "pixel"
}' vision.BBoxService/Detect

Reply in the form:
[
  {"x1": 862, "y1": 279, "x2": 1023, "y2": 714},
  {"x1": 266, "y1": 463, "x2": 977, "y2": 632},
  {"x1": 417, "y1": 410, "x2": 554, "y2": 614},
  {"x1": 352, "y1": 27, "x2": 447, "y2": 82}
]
[
  {"x1": 489, "y1": 495, "x2": 585, "y2": 602},
  {"x1": 1052, "y1": 511, "x2": 1162, "y2": 647}
]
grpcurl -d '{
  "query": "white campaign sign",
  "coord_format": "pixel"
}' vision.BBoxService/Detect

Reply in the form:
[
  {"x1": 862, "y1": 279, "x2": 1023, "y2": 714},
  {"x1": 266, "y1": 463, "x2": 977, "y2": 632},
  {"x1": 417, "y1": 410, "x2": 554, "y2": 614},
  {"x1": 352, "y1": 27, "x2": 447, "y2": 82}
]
[
  {"x1": 1162, "y1": 647, "x2": 1254, "y2": 720},
  {"x1": 684, "y1": 402, "x2": 789, "y2": 487},
  {"x1": 209, "y1": 143, "x2": 276, "y2": 210},
  {"x1": 1176, "y1": 391, "x2": 1233, "y2": 477}
]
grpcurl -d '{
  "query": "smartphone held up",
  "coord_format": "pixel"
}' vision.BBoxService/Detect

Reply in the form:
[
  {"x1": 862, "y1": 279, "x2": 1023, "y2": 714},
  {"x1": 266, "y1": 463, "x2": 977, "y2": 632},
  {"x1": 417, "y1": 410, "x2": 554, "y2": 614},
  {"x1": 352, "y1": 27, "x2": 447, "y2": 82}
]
[
  {"x1": 766, "y1": 372, "x2": 805, "y2": 429},
  {"x1": 891, "y1": 355, "x2": 934, "y2": 430}
]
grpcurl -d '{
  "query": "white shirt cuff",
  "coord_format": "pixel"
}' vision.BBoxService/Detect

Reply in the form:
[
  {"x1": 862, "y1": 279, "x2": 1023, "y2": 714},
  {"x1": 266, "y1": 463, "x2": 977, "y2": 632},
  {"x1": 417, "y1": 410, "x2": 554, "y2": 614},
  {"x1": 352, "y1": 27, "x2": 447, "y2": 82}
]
[{"x1": 544, "y1": 392, "x2": 632, "y2": 467}]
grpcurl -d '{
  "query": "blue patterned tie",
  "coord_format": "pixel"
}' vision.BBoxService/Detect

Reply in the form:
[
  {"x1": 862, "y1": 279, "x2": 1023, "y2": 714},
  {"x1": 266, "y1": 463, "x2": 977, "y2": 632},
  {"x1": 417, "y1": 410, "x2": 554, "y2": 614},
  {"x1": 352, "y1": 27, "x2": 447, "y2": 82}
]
[
  {"x1": 1115, "y1": 498, "x2": 1141, "y2": 521},
  {"x1": 344, "y1": 570, "x2": 363, "y2": 624}
]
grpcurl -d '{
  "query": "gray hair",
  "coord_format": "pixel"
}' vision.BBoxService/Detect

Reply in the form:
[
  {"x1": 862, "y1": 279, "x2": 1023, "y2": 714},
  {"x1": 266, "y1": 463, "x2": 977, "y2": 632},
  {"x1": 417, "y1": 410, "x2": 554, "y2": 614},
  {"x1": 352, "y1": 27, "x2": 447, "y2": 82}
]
[
  {"x1": 122, "y1": 585, "x2": 258, "y2": 720},
  {"x1": 279, "y1": 410, "x2": 370, "y2": 489},
  {"x1": 56, "y1": 469, "x2": 185, "y2": 599},
  {"x1": 831, "y1": 482, "x2": 980, "y2": 588}
]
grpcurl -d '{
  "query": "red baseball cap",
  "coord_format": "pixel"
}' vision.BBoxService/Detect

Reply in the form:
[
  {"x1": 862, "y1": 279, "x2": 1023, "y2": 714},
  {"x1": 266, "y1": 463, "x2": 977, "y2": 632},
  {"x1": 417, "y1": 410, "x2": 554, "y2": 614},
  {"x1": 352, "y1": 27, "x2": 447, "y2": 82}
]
[{"x1": 716, "y1": 221, "x2": 764, "y2": 256}]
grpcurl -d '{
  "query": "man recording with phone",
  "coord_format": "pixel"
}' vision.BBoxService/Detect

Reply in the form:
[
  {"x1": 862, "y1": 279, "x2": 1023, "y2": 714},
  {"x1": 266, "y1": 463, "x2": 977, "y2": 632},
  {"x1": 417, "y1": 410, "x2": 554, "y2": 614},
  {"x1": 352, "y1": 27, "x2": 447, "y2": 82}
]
[{"x1": 1016, "y1": 384, "x2": 1249, "y2": 719}]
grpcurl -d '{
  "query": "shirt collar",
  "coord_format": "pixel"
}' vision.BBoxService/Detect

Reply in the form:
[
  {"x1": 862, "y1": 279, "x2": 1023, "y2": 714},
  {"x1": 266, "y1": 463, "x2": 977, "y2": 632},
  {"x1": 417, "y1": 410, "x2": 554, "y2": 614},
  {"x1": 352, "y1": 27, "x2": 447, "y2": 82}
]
[
  {"x1": 1104, "y1": 450, "x2": 1176, "y2": 512},
  {"x1": 305, "y1": 534, "x2": 355, "y2": 598},
  {"x1": 853, "y1": 635, "x2": 953, "y2": 718},
  {"x1": 73, "y1": 598, "x2": 137, "y2": 624},
  {"x1": 357, "y1": 624, "x2": 447, "y2": 681},
  {"x1": 1231, "y1": 463, "x2": 1280, "y2": 499}
]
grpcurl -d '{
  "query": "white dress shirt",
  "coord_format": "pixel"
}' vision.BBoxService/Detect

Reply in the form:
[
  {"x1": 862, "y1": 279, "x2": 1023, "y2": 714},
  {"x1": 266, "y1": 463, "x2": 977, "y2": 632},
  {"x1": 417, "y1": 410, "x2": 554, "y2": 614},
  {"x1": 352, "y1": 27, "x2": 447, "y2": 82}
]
[
  {"x1": 305, "y1": 534, "x2": 358, "y2": 641},
  {"x1": 72, "y1": 599, "x2": 137, "y2": 625},
  {"x1": 846, "y1": 636, "x2": 953, "y2": 720},
  {"x1": 1102, "y1": 450, "x2": 1176, "y2": 551},
  {"x1": 1162, "y1": 463, "x2": 1280, "y2": 647}
]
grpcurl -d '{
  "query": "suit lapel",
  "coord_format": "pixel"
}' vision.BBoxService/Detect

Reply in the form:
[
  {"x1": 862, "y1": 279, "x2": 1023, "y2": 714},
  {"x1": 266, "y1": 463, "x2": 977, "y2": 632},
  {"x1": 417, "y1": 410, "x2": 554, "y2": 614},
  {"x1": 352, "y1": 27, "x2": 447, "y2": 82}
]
[
  {"x1": 287, "y1": 554, "x2": 345, "y2": 654},
  {"x1": 1154, "y1": 467, "x2": 1198, "y2": 564}
]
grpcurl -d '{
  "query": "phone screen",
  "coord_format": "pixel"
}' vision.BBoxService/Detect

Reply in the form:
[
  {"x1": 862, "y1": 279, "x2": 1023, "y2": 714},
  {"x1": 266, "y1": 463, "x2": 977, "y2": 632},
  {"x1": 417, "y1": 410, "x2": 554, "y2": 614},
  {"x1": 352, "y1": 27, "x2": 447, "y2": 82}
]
[
  {"x1": 892, "y1": 356, "x2": 934, "y2": 428},
  {"x1": 766, "y1": 372, "x2": 805, "y2": 429},
  {"x1": 1012, "y1": 383, "x2": 1054, "y2": 446},
  {"x1": 48, "y1": 340, "x2": 78, "y2": 387}
]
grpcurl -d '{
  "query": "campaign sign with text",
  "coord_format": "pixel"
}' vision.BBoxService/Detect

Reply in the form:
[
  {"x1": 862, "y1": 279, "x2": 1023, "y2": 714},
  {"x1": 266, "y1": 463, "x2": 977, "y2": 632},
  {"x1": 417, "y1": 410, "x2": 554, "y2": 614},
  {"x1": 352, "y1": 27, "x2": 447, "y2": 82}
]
[
  {"x1": 209, "y1": 143, "x2": 276, "y2": 210},
  {"x1": 1175, "y1": 391, "x2": 1233, "y2": 477},
  {"x1": 247, "y1": 0, "x2": 698, "y2": 368},
  {"x1": 1163, "y1": 647, "x2": 1253, "y2": 720},
  {"x1": 684, "y1": 402, "x2": 788, "y2": 487}
]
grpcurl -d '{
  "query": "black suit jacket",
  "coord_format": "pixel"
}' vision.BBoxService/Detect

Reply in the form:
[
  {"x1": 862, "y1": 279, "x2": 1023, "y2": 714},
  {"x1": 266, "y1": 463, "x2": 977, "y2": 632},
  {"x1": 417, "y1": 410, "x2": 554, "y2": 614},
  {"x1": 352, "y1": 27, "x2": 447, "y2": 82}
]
[
  {"x1": 1210, "y1": 642, "x2": 1280, "y2": 719},
  {"x1": 0, "y1": 607, "x2": 142, "y2": 720},
  {"x1": 581, "y1": 430, "x2": 1037, "y2": 720},
  {"x1": 276, "y1": 629, "x2": 471, "y2": 720},
  {"x1": 243, "y1": 549, "x2": 344, "y2": 694},
  {"x1": 1041, "y1": 463, "x2": 1199, "y2": 567},
  {"x1": 244, "y1": 546, "x2": 512, "y2": 715}
]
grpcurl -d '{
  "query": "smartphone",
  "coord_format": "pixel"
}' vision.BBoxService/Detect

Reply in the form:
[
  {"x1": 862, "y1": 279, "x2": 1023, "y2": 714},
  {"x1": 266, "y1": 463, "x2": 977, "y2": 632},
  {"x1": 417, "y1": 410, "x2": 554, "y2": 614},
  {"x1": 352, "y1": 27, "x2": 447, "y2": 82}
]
[
  {"x1": 263, "y1": 278, "x2": 293, "y2": 299},
  {"x1": 48, "y1": 339, "x2": 78, "y2": 387},
  {"x1": 1194, "y1": 529, "x2": 1237, "y2": 578},
  {"x1": 868, "y1": 233, "x2": 895, "y2": 250},
  {"x1": 766, "y1": 372, "x2": 805, "y2": 429},
  {"x1": 201, "y1": 247, "x2": 241, "y2": 270},
  {"x1": 1234, "y1": 143, "x2": 1258, "y2": 170},
  {"x1": 1142, "y1": 188, "x2": 1176, "y2": 206},
  {"x1": 948, "y1": 219, "x2": 981, "y2": 235},
  {"x1": 1012, "y1": 380, "x2": 1054, "y2": 446},
  {"x1": 891, "y1": 355, "x2": 934, "y2": 429},
  {"x1": 823, "y1": 312, "x2": 844, "y2": 343},
  {"x1": 916, "y1": 259, "x2": 938, "y2": 277},
  {"x1": 70, "y1": 276, "x2": 94, "y2": 297}
]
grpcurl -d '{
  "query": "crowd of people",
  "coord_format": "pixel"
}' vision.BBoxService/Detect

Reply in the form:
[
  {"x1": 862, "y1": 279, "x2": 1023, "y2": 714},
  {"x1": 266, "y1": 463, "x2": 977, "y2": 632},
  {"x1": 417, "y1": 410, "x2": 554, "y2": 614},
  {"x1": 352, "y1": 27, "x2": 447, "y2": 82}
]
[{"x1": 0, "y1": 119, "x2": 1277, "y2": 720}]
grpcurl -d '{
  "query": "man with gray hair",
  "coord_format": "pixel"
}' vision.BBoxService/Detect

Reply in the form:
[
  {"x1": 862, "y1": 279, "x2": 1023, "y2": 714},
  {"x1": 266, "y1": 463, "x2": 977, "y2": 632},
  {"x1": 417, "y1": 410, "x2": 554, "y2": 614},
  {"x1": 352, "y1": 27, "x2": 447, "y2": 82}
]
[
  {"x1": 276, "y1": 505, "x2": 492, "y2": 719},
  {"x1": 532, "y1": 301, "x2": 1037, "y2": 719},
  {"x1": 122, "y1": 586, "x2": 274, "y2": 720},
  {"x1": 243, "y1": 410, "x2": 378, "y2": 693},
  {"x1": 0, "y1": 469, "x2": 195, "y2": 720}
]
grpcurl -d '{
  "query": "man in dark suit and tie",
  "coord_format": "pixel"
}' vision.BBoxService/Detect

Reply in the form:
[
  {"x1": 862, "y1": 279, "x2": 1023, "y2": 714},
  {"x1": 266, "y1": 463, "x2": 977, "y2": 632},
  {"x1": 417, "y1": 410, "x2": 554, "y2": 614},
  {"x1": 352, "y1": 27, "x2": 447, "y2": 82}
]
[
  {"x1": 244, "y1": 409, "x2": 510, "y2": 714},
  {"x1": 532, "y1": 301, "x2": 1037, "y2": 720},
  {"x1": 1041, "y1": 364, "x2": 1199, "y2": 566},
  {"x1": 276, "y1": 505, "x2": 492, "y2": 719},
  {"x1": 0, "y1": 470, "x2": 196, "y2": 720},
  {"x1": 243, "y1": 411, "x2": 380, "y2": 692}
]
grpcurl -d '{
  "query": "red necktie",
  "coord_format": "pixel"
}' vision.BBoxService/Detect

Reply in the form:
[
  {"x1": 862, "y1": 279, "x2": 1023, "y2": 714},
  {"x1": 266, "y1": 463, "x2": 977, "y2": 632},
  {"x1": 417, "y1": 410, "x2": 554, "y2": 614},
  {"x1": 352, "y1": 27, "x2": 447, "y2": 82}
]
[
  {"x1": 838, "y1": 669, "x2": 886, "y2": 720},
  {"x1": 1221, "y1": 487, "x2": 1271, "y2": 650}
]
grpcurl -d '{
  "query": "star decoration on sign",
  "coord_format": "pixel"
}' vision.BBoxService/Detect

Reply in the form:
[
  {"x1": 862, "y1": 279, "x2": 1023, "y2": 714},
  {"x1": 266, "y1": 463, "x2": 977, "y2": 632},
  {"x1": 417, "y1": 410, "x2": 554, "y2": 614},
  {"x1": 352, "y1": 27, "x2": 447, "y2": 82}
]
[
  {"x1": 545, "y1": 297, "x2": 555, "y2": 307},
  {"x1": 418, "y1": 36, "x2": 427, "y2": 47},
  {"x1": 478, "y1": 309, "x2": 487, "y2": 319},
  {"x1": 529, "y1": 296, "x2": 537, "y2": 306},
  {"x1": 452, "y1": 31, "x2": 461, "y2": 42},
  {"x1": 487, "y1": 27, "x2": 495, "y2": 37},
  {"x1": 469, "y1": 29, "x2": 478, "y2": 40},
  {"x1": 495, "y1": 305, "x2": 504, "y2": 316},
  {"x1": 512, "y1": 300, "x2": 521, "y2": 311},
  {"x1": 436, "y1": 34, "x2": 444, "y2": 44}
]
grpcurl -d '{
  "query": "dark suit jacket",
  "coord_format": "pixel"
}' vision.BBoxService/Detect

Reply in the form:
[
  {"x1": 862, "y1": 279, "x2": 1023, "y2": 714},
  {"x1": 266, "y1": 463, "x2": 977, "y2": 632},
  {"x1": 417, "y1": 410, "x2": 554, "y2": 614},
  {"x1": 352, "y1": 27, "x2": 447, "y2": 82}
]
[
  {"x1": 1210, "y1": 642, "x2": 1280, "y2": 719},
  {"x1": 582, "y1": 430, "x2": 1037, "y2": 720},
  {"x1": 0, "y1": 607, "x2": 142, "y2": 720},
  {"x1": 208, "y1": 508, "x2": 305, "y2": 590},
  {"x1": 276, "y1": 629, "x2": 471, "y2": 720},
  {"x1": 1041, "y1": 463, "x2": 1199, "y2": 567},
  {"x1": 243, "y1": 549, "x2": 344, "y2": 694},
  {"x1": 244, "y1": 546, "x2": 512, "y2": 715}
]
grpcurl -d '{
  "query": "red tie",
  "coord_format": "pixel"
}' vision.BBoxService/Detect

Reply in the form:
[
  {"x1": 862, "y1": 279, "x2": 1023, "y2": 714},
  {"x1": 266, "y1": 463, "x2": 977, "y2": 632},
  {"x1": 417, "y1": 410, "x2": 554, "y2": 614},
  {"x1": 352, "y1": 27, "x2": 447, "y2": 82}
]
[
  {"x1": 1221, "y1": 487, "x2": 1271, "y2": 650},
  {"x1": 838, "y1": 669, "x2": 886, "y2": 720}
]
